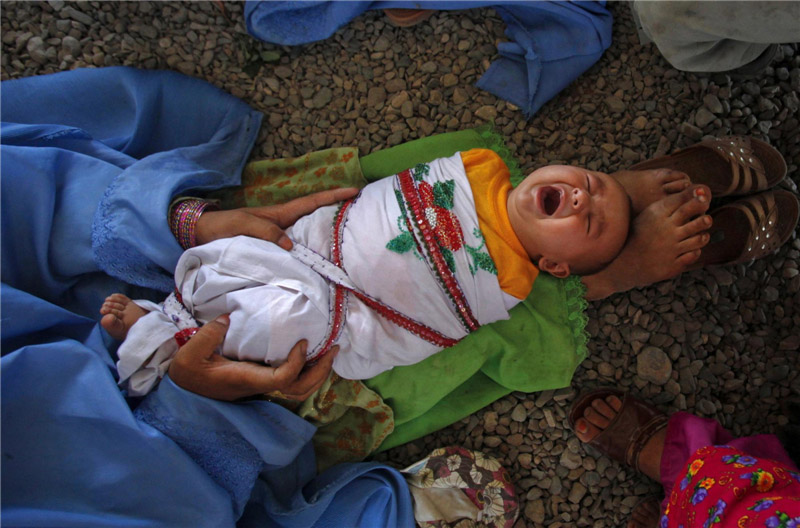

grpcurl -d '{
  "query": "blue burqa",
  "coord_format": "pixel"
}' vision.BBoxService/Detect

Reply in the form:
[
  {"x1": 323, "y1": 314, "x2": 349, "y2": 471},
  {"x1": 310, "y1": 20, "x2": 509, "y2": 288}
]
[
  {"x1": 1, "y1": 67, "x2": 414, "y2": 528},
  {"x1": 244, "y1": 1, "x2": 613, "y2": 117}
]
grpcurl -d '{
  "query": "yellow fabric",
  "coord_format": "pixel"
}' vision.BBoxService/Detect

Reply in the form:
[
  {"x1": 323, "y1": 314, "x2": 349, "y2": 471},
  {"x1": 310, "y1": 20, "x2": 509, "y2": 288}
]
[{"x1": 461, "y1": 149, "x2": 538, "y2": 300}]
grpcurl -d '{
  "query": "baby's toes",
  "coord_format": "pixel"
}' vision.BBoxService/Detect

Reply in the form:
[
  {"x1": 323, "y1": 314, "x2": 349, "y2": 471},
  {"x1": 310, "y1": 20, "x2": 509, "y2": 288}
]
[
  {"x1": 100, "y1": 301, "x2": 124, "y2": 315},
  {"x1": 100, "y1": 313, "x2": 127, "y2": 340},
  {"x1": 106, "y1": 293, "x2": 131, "y2": 305}
]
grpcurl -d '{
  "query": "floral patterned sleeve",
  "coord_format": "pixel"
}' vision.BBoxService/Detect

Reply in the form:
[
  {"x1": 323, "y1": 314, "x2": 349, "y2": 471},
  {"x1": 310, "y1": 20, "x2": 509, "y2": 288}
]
[{"x1": 662, "y1": 445, "x2": 800, "y2": 528}]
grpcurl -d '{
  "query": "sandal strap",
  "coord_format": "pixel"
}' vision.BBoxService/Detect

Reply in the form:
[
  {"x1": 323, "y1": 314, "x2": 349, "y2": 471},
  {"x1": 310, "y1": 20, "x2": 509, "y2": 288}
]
[
  {"x1": 586, "y1": 392, "x2": 668, "y2": 472},
  {"x1": 701, "y1": 136, "x2": 767, "y2": 195},
  {"x1": 729, "y1": 191, "x2": 782, "y2": 261},
  {"x1": 626, "y1": 413, "x2": 669, "y2": 473}
]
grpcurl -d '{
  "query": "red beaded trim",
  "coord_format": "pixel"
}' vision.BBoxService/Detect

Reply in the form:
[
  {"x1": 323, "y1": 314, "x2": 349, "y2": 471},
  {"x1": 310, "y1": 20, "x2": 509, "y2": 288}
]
[
  {"x1": 174, "y1": 327, "x2": 199, "y2": 347},
  {"x1": 349, "y1": 289, "x2": 458, "y2": 348},
  {"x1": 396, "y1": 169, "x2": 479, "y2": 332},
  {"x1": 306, "y1": 201, "x2": 352, "y2": 362},
  {"x1": 308, "y1": 283, "x2": 347, "y2": 363},
  {"x1": 331, "y1": 198, "x2": 458, "y2": 349}
]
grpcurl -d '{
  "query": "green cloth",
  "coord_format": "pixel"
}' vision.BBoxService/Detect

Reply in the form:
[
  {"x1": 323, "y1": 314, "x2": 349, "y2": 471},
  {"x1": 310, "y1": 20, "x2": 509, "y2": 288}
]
[
  {"x1": 360, "y1": 126, "x2": 588, "y2": 451},
  {"x1": 207, "y1": 147, "x2": 367, "y2": 208}
]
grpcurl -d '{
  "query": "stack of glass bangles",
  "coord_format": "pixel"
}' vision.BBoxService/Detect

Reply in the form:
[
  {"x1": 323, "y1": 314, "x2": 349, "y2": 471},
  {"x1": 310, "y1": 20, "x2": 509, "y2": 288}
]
[{"x1": 169, "y1": 198, "x2": 219, "y2": 249}]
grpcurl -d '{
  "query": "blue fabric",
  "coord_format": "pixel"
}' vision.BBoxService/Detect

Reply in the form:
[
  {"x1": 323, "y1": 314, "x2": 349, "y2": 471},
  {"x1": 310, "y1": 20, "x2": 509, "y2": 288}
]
[
  {"x1": 244, "y1": 1, "x2": 612, "y2": 117},
  {"x1": 1, "y1": 67, "x2": 414, "y2": 528}
]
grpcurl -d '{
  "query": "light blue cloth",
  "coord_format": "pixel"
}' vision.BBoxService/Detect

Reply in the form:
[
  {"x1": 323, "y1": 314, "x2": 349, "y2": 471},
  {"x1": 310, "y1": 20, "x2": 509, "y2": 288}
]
[
  {"x1": 244, "y1": 1, "x2": 612, "y2": 117},
  {"x1": 1, "y1": 67, "x2": 414, "y2": 528}
]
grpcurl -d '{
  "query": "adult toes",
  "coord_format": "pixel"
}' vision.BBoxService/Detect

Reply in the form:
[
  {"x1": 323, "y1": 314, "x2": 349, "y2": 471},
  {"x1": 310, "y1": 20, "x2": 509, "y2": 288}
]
[
  {"x1": 675, "y1": 249, "x2": 702, "y2": 268},
  {"x1": 574, "y1": 417, "x2": 602, "y2": 443},
  {"x1": 583, "y1": 403, "x2": 614, "y2": 429},
  {"x1": 679, "y1": 232, "x2": 711, "y2": 254},
  {"x1": 671, "y1": 184, "x2": 712, "y2": 222},
  {"x1": 661, "y1": 171, "x2": 691, "y2": 194},
  {"x1": 657, "y1": 168, "x2": 690, "y2": 183},
  {"x1": 606, "y1": 394, "x2": 623, "y2": 412},
  {"x1": 678, "y1": 214, "x2": 713, "y2": 240}
]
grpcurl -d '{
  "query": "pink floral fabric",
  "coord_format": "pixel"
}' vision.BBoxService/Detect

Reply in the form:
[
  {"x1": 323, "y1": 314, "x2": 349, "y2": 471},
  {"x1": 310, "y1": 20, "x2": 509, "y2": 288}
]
[{"x1": 662, "y1": 445, "x2": 800, "y2": 527}]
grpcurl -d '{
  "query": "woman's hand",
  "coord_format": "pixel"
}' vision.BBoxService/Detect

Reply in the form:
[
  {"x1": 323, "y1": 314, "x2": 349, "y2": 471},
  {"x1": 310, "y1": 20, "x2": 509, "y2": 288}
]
[
  {"x1": 195, "y1": 187, "x2": 360, "y2": 249},
  {"x1": 168, "y1": 315, "x2": 337, "y2": 401}
]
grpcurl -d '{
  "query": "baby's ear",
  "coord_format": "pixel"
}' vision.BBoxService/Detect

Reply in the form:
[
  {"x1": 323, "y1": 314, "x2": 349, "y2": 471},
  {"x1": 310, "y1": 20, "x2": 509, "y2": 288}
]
[{"x1": 538, "y1": 257, "x2": 571, "y2": 279}]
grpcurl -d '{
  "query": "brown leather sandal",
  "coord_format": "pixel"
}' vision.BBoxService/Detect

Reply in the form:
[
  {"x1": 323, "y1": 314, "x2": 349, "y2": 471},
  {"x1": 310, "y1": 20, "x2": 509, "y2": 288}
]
[
  {"x1": 568, "y1": 388, "x2": 668, "y2": 474},
  {"x1": 383, "y1": 8, "x2": 434, "y2": 27},
  {"x1": 627, "y1": 497, "x2": 662, "y2": 528},
  {"x1": 630, "y1": 136, "x2": 787, "y2": 197},
  {"x1": 692, "y1": 189, "x2": 800, "y2": 269}
]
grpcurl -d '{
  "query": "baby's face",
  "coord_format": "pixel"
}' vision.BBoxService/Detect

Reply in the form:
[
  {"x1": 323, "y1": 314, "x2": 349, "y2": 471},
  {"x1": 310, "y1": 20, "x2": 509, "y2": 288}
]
[{"x1": 507, "y1": 165, "x2": 631, "y2": 276}]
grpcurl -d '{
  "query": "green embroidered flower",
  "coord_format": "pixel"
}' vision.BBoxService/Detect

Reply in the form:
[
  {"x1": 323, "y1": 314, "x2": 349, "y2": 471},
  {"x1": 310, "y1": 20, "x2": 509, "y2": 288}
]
[{"x1": 387, "y1": 176, "x2": 496, "y2": 278}]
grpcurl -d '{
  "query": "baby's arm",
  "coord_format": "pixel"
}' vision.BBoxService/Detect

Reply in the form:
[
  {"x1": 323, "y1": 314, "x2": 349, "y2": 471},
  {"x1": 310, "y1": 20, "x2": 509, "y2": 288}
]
[{"x1": 582, "y1": 184, "x2": 712, "y2": 300}]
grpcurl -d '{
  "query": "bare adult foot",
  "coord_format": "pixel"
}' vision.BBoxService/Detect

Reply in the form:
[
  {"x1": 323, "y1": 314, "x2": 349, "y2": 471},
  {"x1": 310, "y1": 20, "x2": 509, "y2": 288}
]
[
  {"x1": 99, "y1": 293, "x2": 147, "y2": 340},
  {"x1": 573, "y1": 394, "x2": 667, "y2": 481},
  {"x1": 627, "y1": 497, "x2": 661, "y2": 528},
  {"x1": 611, "y1": 168, "x2": 691, "y2": 215},
  {"x1": 582, "y1": 184, "x2": 713, "y2": 299}
]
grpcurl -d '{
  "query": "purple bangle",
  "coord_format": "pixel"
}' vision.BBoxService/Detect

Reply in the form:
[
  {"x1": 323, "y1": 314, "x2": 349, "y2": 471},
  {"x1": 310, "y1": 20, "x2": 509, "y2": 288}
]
[{"x1": 169, "y1": 199, "x2": 218, "y2": 249}]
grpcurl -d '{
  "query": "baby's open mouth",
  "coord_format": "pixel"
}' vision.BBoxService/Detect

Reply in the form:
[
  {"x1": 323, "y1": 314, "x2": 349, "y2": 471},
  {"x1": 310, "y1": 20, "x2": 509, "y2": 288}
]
[{"x1": 540, "y1": 186, "x2": 562, "y2": 216}]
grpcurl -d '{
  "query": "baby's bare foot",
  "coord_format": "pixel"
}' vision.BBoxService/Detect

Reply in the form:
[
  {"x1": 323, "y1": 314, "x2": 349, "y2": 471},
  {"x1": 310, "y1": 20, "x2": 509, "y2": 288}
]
[
  {"x1": 611, "y1": 168, "x2": 691, "y2": 215},
  {"x1": 100, "y1": 293, "x2": 147, "y2": 340},
  {"x1": 573, "y1": 394, "x2": 666, "y2": 481}
]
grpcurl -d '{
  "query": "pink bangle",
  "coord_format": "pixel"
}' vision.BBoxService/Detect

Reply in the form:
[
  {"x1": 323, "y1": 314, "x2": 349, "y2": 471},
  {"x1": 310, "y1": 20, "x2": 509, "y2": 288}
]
[{"x1": 169, "y1": 199, "x2": 218, "y2": 249}]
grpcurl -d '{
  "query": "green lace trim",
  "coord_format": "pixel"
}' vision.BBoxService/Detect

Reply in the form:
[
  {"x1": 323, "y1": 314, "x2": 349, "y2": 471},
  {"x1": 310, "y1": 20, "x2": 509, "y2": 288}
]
[
  {"x1": 476, "y1": 123, "x2": 524, "y2": 187},
  {"x1": 564, "y1": 275, "x2": 590, "y2": 361}
]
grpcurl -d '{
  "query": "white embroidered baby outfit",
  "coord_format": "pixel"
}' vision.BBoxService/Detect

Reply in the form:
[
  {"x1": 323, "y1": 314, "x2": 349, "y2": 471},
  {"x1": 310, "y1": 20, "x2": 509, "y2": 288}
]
[{"x1": 117, "y1": 152, "x2": 516, "y2": 396}]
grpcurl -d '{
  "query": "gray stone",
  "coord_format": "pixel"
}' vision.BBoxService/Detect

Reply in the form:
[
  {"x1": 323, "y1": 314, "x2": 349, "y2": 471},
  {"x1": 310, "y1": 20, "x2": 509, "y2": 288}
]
[
  {"x1": 511, "y1": 404, "x2": 527, "y2": 422},
  {"x1": 703, "y1": 94, "x2": 724, "y2": 114},
  {"x1": 62, "y1": 6, "x2": 93, "y2": 25},
  {"x1": 568, "y1": 482, "x2": 587, "y2": 504},
  {"x1": 312, "y1": 87, "x2": 332, "y2": 109},
  {"x1": 695, "y1": 108, "x2": 716, "y2": 128},
  {"x1": 475, "y1": 105, "x2": 497, "y2": 121},
  {"x1": 605, "y1": 96, "x2": 626, "y2": 113},
  {"x1": 560, "y1": 449, "x2": 582, "y2": 470},
  {"x1": 637, "y1": 347, "x2": 672, "y2": 385},
  {"x1": 367, "y1": 86, "x2": 386, "y2": 107},
  {"x1": 524, "y1": 499, "x2": 546, "y2": 524}
]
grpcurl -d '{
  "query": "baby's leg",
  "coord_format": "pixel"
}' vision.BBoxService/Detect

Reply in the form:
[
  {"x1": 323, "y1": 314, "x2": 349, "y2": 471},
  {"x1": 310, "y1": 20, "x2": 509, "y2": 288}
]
[
  {"x1": 611, "y1": 168, "x2": 691, "y2": 215},
  {"x1": 100, "y1": 293, "x2": 147, "y2": 340}
]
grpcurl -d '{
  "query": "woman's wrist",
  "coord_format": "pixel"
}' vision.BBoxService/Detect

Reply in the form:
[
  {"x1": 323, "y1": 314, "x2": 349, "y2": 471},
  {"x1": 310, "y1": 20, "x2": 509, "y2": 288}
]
[{"x1": 168, "y1": 197, "x2": 219, "y2": 249}]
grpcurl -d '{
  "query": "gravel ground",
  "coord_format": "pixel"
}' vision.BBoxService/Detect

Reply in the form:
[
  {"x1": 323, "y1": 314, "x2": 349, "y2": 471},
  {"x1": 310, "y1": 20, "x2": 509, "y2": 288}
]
[{"x1": 3, "y1": 2, "x2": 799, "y2": 526}]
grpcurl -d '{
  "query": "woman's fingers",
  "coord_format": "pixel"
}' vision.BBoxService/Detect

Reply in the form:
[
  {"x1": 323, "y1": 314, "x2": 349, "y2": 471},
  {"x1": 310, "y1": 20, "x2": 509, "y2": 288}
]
[
  {"x1": 268, "y1": 343, "x2": 338, "y2": 400},
  {"x1": 177, "y1": 314, "x2": 230, "y2": 362},
  {"x1": 268, "y1": 187, "x2": 360, "y2": 227}
]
